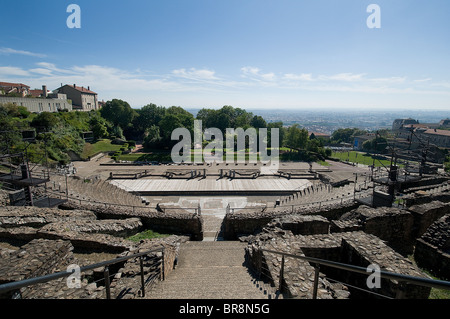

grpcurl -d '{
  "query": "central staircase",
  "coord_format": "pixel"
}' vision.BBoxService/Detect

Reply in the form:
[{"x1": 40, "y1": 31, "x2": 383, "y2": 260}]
[
  {"x1": 202, "y1": 215, "x2": 225, "y2": 241},
  {"x1": 145, "y1": 241, "x2": 276, "y2": 299}
]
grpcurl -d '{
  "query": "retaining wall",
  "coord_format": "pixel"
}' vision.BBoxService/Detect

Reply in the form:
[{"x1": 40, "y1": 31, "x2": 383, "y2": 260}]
[
  {"x1": 245, "y1": 228, "x2": 431, "y2": 299},
  {"x1": 60, "y1": 201, "x2": 203, "y2": 241},
  {"x1": 414, "y1": 214, "x2": 450, "y2": 280},
  {"x1": 223, "y1": 201, "x2": 358, "y2": 240},
  {"x1": 0, "y1": 239, "x2": 76, "y2": 298}
]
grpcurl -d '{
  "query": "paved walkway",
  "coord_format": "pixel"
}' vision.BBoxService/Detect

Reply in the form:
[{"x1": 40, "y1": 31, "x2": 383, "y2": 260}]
[{"x1": 145, "y1": 241, "x2": 276, "y2": 299}]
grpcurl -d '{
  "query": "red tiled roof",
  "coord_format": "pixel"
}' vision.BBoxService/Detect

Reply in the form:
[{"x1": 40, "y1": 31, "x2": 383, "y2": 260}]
[
  {"x1": 29, "y1": 89, "x2": 44, "y2": 97},
  {"x1": 64, "y1": 84, "x2": 97, "y2": 94},
  {"x1": 0, "y1": 81, "x2": 30, "y2": 88}
]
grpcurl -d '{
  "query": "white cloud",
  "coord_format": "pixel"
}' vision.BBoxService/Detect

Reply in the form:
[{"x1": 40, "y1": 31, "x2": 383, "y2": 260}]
[
  {"x1": 172, "y1": 68, "x2": 218, "y2": 80},
  {"x1": 241, "y1": 66, "x2": 276, "y2": 82},
  {"x1": 0, "y1": 47, "x2": 46, "y2": 58},
  {"x1": 0, "y1": 66, "x2": 30, "y2": 76},
  {"x1": 430, "y1": 82, "x2": 450, "y2": 89},
  {"x1": 283, "y1": 73, "x2": 314, "y2": 81},
  {"x1": 414, "y1": 78, "x2": 432, "y2": 83},
  {"x1": 29, "y1": 68, "x2": 54, "y2": 76},
  {"x1": 36, "y1": 62, "x2": 77, "y2": 74},
  {"x1": 2, "y1": 61, "x2": 449, "y2": 109},
  {"x1": 369, "y1": 76, "x2": 406, "y2": 84},
  {"x1": 241, "y1": 66, "x2": 260, "y2": 76},
  {"x1": 318, "y1": 73, "x2": 365, "y2": 82}
]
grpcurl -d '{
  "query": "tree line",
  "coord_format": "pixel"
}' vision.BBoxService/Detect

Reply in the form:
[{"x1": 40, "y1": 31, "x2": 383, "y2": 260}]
[
  {"x1": 0, "y1": 103, "x2": 108, "y2": 164},
  {"x1": 99, "y1": 100, "x2": 332, "y2": 161},
  {"x1": 1, "y1": 100, "x2": 334, "y2": 164}
]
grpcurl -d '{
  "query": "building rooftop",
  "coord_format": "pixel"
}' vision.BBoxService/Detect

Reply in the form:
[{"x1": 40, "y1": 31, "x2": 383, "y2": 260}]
[
  {"x1": 0, "y1": 82, "x2": 30, "y2": 88},
  {"x1": 63, "y1": 84, "x2": 97, "y2": 95}
]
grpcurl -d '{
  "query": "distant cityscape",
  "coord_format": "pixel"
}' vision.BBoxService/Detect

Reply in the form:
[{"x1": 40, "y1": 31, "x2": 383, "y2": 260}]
[
  {"x1": 2, "y1": 80, "x2": 449, "y2": 136},
  {"x1": 187, "y1": 108, "x2": 450, "y2": 135}
]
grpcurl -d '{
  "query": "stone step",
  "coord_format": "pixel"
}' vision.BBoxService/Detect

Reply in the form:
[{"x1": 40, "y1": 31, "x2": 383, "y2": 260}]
[
  {"x1": 144, "y1": 241, "x2": 275, "y2": 299},
  {"x1": 200, "y1": 214, "x2": 224, "y2": 241}
]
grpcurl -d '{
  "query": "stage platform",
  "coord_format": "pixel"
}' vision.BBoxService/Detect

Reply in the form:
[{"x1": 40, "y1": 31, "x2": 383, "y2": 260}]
[{"x1": 110, "y1": 178, "x2": 312, "y2": 196}]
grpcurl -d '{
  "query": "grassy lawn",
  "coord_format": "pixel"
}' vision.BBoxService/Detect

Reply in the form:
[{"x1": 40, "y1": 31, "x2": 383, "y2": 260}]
[
  {"x1": 331, "y1": 151, "x2": 399, "y2": 168},
  {"x1": 407, "y1": 255, "x2": 450, "y2": 299},
  {"x1": 126, "y1": 229, "x2": 171, "y2": 242},
  {"x1": 317, "y1": 160, "x2": 330, "y2": 166},
  {"x1": 118, "y1": 151, "x2": 281, "y2": 163},
  {"x1": 81, "y1": 139, "x2": 123, "y2": 159},
  {"x1": 429, "y1": 283, "x2": 450, "y2": 299}
]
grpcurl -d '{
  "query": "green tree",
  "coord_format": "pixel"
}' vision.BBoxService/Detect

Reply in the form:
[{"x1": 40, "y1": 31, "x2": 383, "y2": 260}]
[
  {"x1": 143, "y1": 125, "x2": 163, "y2": 149},
  {"x1": 0, "y1": 103, "x2": 30, "y2": 119},
  {"x1": 196, "y1": 105, "x2": 256, "y2": 132},
  {"x1": 91, "y1": 120, "x2": 108, "y2": 140},
  {"x1": 250, "y1": 115, "x2": 267, "y2": 129},
  {"x1": 331, "y1": 128, "x2": 366, "y2": 144},
  {"x1": 196, "y1": 108, "x2": 217, "y2": 128},
  {"x1": 100, "y1": 99, "x2": 137, "y2": 129},
  {"x1": 110, "y1": 125, "x2": 125, "y2": 140},
  {"x1": 133, "y1": 103, "x2": 166, "y2": 137},
  {"x1": 266, "y1": 121, "x2": 283, "y2": 149},
  {"x1": 284, "y1": 124, "x2": 308, "y2": 150},
  {"x1": 362, "y1": 137, "x2": 387, "y2": 153},
  {"x1": 30, "y1": 112, "x2": 59, "y2": 132},
  {"x1": 158, "y1": 113, "x2": 184, "y2": 145}
]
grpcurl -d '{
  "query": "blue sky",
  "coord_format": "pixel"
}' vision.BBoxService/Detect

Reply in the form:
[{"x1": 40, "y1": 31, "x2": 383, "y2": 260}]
[{"x1": 1, "y1": 0, "x2": 449, "y2": 110}]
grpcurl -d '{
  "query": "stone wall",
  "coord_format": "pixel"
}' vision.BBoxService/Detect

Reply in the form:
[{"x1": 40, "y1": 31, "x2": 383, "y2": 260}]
[
  {"x1": 0, "y1": 206, "x2": 96, "y2": 228},
  {"x1": 414, "y1": 214, "x2": 450, "y2": 280},
  {"x1": 244, "y1": 226, "x2": 432, "y2": 299},
  {"x1": 111, "y1": 235, "x2": 188, "y2": 299},
  {"x1": 271, "y1": 200, "x2": 359, "y2": 220},
  {"x1": 244, "y1": 227, "x2": 346, "y2": 299},
  {"x1": 403, "y1": 190, "x2": 450, "y2": 207},
  {"x1": 0, "y1": 206, "x2": 141, "y2": 253},
  {"x1": 270, "y1": 215, "x2": 330, "y2": 235},
  {"x1": 407, "y1": 201, "x2": 450, "y2": 238},
  {"x1": 0, "y1": 202, "x2": 192, "y2": 299},
  {"x1": 0, "y1": 239, "x2": 76, "y2": 298},
  {"x1": 339, "y1": 235, "x2": 430, "y2": 299},
  {"x1": 0, "y1": 96, "x2": 73, "y2": 113},
  {"x1": 399, "y1": 176, "x2": 449, "y2": 192},
  {"x1": 0, "y1": 234, "x2": 187, "y2": 299},
  {"x1": 332, "y1": 205, "x2": 415, "y2": 255},
  {"x1": 223, "y1": 201, "x2": 358, "y2": 240},
  {"x1": 291, "y1": 230, "x2": 429, "y2": 299},
  {"x1": 39, "y1": 218, "x2": 143, "y2": 238},
  {"x1": 223, "y1": 210, "x2": 286, "y2": 240},
  {"x1": 60, "y1": 201, "x2": 203, "y2": 241},
  {"x1": 36, "y1": 229, "x2": 135, "y2": 253}
]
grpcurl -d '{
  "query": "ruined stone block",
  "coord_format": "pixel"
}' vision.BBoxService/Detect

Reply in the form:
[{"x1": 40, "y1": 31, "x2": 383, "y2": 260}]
[
  {"x1": 271, "y1": 215, "x2": 330, "y2": 235},
  {"x1": 414, "y1": 214, "x2": 450, "y2": 280}
]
